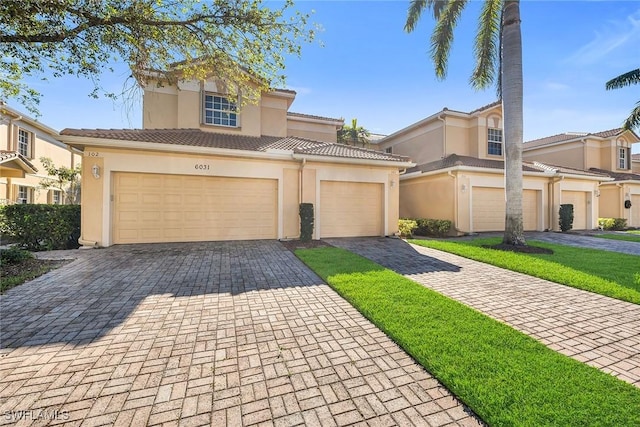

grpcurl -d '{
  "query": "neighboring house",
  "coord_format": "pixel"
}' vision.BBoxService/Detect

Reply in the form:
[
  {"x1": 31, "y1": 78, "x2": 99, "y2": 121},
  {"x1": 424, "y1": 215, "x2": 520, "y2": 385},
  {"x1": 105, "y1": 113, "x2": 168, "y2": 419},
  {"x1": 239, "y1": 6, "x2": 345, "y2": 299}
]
[
  {"x1": 632, "y1": 153, "x2": 640, "y2": 174},
  {"x1": 60, "y1": 76, "x2": 413, "y2": 247},
  {"x1": 375, "y1": 102, "x2": 610, "y2": 233},
  {"x1": 0, "y1": 103, "x2": 79, "y2": 205},
  {"x1": 523, "y1": 129, "x2": 640, "y2": 228}
]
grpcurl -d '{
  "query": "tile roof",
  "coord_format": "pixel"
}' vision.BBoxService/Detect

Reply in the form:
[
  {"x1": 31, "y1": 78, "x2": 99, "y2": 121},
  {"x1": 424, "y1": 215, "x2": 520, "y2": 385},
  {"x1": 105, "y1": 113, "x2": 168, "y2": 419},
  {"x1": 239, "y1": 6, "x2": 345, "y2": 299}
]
[
  {"x1": 589, "y1": 168, "x2": 640, "y2": 182},
  {"x1": 59, "y1": 128, "x2": 410, "y2": 163},
  {"x1": 0, "y1": 150, "x2": 37, "y2": 172},
  {"x1": 407, "y1": 154, "x2": 608, "y2": 178},
  {"x1": 287, "y1": 112, "x2": 343, "y2": 123},
  {"x1": 631, "y1": 153, "x2": 640, "y2": 161},
  {"x1": 523, "y1": 128, "x2": 624, "y2": 149},
  {"x1": 468, "y1": 100, "x2": 502, "y2": 115}
]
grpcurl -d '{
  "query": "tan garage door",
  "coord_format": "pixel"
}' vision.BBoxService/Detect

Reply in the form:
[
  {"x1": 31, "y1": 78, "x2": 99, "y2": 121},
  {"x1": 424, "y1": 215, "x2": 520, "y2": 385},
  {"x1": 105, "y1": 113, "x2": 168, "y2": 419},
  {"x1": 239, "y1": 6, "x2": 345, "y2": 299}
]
[
  {"x1": 320, "y1": 181, "x2": 383, "y2": 238},
  {"x1": 472, "y1": 188, "x2": 538, "y2": 232},
  {"x1": 113, "y1": 173, "x2": 277, "y2": 244},
  {"x1": 472, "y1": 187, "x2": 504, "y2": 232},
  {"x1": 523, "y1": 190, "x2": 539, "y2": 231},
  {"x1": 561, "y1": 191, "x2": 587, "y2": 230},
  {"x1": 631, "y1": 195, "x2": 640, "y2": 228}
]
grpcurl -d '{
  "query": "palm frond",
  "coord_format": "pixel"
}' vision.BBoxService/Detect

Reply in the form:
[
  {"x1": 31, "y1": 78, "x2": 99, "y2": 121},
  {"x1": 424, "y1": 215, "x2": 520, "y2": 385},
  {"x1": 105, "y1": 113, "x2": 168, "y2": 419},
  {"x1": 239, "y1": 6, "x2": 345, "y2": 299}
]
[
  {"x1": 405, "y1": 0, "x2": 427, "y2": 33},
  {"x1": 623, "y1": 101, "x2": 640, "y2": 131},
  {"x1": 430, "y1": 0, "x2": 468, "y2": 79},
  {"x1": 470, "y1": 0, "x2": 501, "y2": 90},
  {"x1": 495, "y1": 5, "x2": 504, "y2": 98},
  {"x1": 606, "y1": 68, "x2": 640, "y2": 90}
]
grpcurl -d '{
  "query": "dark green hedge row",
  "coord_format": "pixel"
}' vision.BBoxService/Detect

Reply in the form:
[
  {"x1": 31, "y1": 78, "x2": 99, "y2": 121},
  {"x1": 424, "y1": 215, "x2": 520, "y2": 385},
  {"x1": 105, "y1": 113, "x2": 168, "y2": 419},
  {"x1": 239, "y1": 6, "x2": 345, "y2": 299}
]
[
  {"x1": 0, "y1": 204, "x2": 80, "y2": 251},
  {"x1": 598, "y1": 217, "x2": 627, "y2": 231}
]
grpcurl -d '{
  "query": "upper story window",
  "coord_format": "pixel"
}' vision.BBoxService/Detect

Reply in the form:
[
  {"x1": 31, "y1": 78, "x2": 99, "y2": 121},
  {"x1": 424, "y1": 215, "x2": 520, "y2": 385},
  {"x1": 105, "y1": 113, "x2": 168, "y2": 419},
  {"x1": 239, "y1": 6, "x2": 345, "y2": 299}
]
[
  {"x1": 487, "y1": 128, "x2": 503, "y2": 156},
  {"x1": 385, "y1": 147, "x2": 393, "y2": 154},
  {"x1": 18, "y1": 129, "x2": 33, "y2": 158},
  {"x1": 17, "y1": 186, "x2": 32, "y2": 204},
  {"x1": 204, "y1": 94, "x2": 237, "y2": 127},
  {"x1": 619, "y1": 147, "x2": 628, "y2": 169},
  {"x1": 51, "y1": 190, "x2": 61, "y2": 205}
]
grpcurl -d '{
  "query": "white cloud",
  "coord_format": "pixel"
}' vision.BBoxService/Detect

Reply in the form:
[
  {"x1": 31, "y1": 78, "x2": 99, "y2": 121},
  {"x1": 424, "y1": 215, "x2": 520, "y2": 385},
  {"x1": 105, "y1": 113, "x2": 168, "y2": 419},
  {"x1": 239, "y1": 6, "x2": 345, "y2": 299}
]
[
  {"x1": 542, "y1": 81, "x2": 570, "y2": 91},
  {"x1": 567, "y1": 9, "x2": 640, "y2": 65}
]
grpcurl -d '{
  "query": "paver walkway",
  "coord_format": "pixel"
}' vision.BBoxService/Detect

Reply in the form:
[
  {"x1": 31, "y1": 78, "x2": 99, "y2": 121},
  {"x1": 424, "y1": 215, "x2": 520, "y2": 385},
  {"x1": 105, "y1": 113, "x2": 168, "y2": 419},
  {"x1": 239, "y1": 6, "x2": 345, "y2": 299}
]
[
  {"x1": 328, "y1": 238, "x2": 640, "y2": 387},
  {"x1": 525, "y1": 231, "x2": 640, "y2": 256},
  {"x1": 0, "y1": 241, "x2": 482, "y2": 426}
]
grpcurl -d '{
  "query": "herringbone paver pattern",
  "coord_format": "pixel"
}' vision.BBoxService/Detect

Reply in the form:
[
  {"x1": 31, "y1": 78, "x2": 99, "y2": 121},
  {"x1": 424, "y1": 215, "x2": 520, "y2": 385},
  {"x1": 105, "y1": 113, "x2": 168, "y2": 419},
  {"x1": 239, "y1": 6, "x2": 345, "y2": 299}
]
[
  {"x1": 328, "y1": 238, "x2": 640, "y2": 387},
  {"x1": 0, "y1": 241, "x2": 482, "y2": 426}
]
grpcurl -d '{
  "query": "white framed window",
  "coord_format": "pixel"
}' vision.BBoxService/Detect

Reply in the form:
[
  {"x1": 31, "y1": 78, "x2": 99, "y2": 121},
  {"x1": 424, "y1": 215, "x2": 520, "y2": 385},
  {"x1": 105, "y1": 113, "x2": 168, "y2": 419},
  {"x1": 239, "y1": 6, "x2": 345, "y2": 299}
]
[
  {"x1": 203, "y1": 94, "x2": 238, "y2": 127},
  {"x1": 385, "y1": 147, "x2": 393, "y2": 154},
  {"x1": 18, "y1": 129, "x2": 32, "y2": 158},
  {"x1": 619, "y1": 147, "x2": 627, "y2": 169},
  {"x1": 487, "y1": 128, "x2": 503, "y2": 156},
  {"x1": 17, "y1": 186, "x2": 31, "y2": 204},
  {"x1": 52, "y1": 190, "x2": 61, "y2": 205}
]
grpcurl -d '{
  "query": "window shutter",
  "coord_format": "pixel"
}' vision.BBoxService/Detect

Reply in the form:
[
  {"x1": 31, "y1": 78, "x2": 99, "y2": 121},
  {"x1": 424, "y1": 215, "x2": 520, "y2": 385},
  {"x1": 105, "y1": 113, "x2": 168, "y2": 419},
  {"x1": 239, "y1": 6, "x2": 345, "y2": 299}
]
[{"x1": 628, "y1": 148, "x2": 632, "y2": 170}]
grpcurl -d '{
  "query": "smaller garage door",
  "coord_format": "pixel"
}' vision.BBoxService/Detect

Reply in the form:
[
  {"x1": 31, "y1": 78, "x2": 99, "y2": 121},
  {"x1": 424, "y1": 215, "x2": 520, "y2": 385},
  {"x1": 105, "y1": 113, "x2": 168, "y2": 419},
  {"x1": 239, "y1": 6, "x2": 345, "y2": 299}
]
[
  {"x1": 320, "y1": 181, "x2": 383, "y2": 238},
  {"x1": 561, "y1": 191, "x2": 587, "y2": 230},
  {"x1": 472, "y1": 187, "x2": 504, "y2": 232},
  {"x1": 631, "y1": 195, "x2": 640, "y2": 228},
  {"x1": 523, "y1": 190, "x2": 539, "y2": 231}
]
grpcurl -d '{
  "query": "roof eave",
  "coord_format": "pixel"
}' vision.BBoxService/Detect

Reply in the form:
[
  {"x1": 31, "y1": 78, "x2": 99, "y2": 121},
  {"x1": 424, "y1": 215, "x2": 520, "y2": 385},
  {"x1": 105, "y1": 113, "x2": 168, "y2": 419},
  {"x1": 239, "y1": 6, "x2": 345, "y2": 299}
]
[{"x1": 292, "y1": 153, "x2": 415, "y2": 169}]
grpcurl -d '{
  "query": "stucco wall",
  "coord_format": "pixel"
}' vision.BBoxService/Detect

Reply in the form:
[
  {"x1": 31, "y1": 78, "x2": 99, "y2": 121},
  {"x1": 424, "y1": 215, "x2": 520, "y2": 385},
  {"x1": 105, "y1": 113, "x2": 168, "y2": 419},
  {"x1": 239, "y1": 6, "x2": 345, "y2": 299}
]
[
  {"x1": 287, "y1": 119, "x2": 338, "y2": 143},
  {"x1": 399, "y1": 174, "x2": 455, "y2": 223},
  {"x1": 598, "y1": 186, "x2": 620, "y2": 219}
]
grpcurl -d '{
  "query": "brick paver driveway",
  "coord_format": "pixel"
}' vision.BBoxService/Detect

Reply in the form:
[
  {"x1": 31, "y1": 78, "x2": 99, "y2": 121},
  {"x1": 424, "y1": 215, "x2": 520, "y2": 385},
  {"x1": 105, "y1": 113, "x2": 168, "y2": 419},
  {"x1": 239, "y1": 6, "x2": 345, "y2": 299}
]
[
  {"x1": 0, "y1": 241, "x2": 481, "y2": 426},
  {"x1": 328, "y1": 238, "x2": 640, "y2": 387}
]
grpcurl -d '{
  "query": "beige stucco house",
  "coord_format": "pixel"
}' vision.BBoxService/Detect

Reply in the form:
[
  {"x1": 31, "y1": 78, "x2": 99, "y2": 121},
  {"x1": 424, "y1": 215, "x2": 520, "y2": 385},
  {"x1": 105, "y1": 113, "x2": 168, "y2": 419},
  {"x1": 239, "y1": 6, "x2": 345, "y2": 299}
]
[
  {"x1": 523, "y1": 129, "x2": 640, "y2": 227},
  {"x1": 60, "y1": 77, "x2": 412, "y2": 247},
  {"x1": 375, "y1": 102, "x2": 610, "y2": 233},
  {"x1": 633, "y1": 153, "x2": 640, "y2": 174},
  {"x1": 1, "y1": 104, "x2": 80, "y2": 205}
]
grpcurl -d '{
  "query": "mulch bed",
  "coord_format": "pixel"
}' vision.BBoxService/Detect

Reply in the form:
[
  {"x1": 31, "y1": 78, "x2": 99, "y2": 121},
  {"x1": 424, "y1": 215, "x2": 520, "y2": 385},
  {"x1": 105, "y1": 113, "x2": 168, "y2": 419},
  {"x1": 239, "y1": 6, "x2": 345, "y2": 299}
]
[
  {"x1": 1, "y1": 258, "x2": 69, "y2": 293},
  {"x1": 483, "y1": 243, "x2": 554, "y2": 254},
  {"x1": 280, "y1": 239, "x2": 333, "y2": 252}
]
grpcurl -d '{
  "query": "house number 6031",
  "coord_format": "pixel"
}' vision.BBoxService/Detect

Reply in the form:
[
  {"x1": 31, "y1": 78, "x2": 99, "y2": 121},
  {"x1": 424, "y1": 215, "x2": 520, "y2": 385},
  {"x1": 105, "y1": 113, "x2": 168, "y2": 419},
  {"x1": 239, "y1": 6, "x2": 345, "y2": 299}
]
[{"x1": 195, "y1": 164, "x2": 210, "y2": 170}]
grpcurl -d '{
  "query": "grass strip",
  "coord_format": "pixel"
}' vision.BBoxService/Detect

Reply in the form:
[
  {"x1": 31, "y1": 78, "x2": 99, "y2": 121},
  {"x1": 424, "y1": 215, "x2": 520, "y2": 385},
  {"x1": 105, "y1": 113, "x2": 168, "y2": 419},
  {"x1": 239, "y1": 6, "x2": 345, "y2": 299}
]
[
  {"x1": 593, "y1": 233, "x2": 640, "y2": 243},
  {"x1": 409, "y1": 238, "x2": 640, "y2": 305},
  {"x1": 296, "y1": 247, "x2": 640, "y2": 426}
]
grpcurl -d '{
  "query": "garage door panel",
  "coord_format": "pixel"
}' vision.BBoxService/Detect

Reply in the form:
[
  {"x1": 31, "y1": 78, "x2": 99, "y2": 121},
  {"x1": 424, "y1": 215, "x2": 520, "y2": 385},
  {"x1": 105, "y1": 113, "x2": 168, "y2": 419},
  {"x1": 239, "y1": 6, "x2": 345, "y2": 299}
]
[
  {"x1": 523, "y1": 190, "x2": 538, "y2": 231},
  {"x1": 320, "y1": 181, "x2": 383, "y2": 238},
  {"x1": 472, "y1": 187, "x2": 505, "y2": 232},
  {"x1": 113, "y1": 173, "x2": 277, "y2": 244},
  {"x1": 631, "y1": 195, "x2": 640, "y2": 227}
]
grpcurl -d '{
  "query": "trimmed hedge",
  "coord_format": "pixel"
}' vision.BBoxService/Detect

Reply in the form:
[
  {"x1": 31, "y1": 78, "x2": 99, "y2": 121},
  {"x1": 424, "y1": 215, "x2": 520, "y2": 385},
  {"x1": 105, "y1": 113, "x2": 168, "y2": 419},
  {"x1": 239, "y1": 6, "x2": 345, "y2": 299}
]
[
  {"x1": 398, "y1": 219, "x2": 418, "y2": 238},
  {"x1": 559, "y1": 204, "x2": 574, "y2": 232},
  {"x1": 299, "y1": 203, "x2": 314, "y2": 242},
  {"x1": 0, "y1": 204, "x2": 80, "y2": 251},
  {"x1": 414, "y1": 218, "x2": 452, "y2": 237},
  {"x1": 598, "y1": 217, "x2": 627, "y2": 231}
]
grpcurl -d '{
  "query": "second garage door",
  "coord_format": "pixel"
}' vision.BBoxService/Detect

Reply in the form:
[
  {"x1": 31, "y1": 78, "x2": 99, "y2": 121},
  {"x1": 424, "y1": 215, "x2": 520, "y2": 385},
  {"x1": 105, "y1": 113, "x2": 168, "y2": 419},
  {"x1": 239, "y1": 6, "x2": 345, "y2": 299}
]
[
  {"x1": 561, "y1": 191, "x2": 588, "y2": 230},
  {"x1": 113, "y1": 172, "x2": 277, "y2": 244},
  {"x1": 320, "y1": 181, "x2": 384, "y2": 238},
  {"x1": 472, "y1": 187, "x2": 539, "y2": 232},
  {"x1": 631, "y1": 195, "x2": 640, "y2": 228}
]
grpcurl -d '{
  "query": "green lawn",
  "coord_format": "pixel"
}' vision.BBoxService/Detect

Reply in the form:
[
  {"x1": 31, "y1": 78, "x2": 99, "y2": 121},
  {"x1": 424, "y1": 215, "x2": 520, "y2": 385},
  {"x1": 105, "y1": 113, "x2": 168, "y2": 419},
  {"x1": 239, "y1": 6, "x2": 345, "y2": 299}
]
[
  {"x1": 409, "y1": 238, "x2": 640, "y2": 305},
  {"x1": 593, "y1": 233, "x2": 640, "y2": 243},
  {"x1": 296, "y1": 247, "x2": 640, "y2": 427}
]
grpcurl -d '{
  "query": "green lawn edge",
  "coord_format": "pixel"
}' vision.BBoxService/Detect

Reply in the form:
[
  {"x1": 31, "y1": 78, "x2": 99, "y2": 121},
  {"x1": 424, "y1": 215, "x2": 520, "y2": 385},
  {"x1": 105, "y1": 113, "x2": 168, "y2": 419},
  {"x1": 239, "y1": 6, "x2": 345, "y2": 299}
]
[
  {"x1": 593, "y1": 234, "x2": 640, "y2": 243},
  {"x1": 408, "y1": 238, "x2": 640, "y2": 305},
  {"x1": 296, "y1": 247, "x2": 640, "y2": 426}
]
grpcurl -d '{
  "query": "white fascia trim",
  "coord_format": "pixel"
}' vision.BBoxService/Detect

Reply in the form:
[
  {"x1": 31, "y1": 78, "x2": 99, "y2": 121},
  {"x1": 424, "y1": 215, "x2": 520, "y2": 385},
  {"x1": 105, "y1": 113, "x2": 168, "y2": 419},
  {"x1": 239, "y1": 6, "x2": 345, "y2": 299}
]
[
  {"x1": 557, "y1": 173, "x2": 614, "y2": 181},
  {"x1": 60, "y1": 136, "x2": 295, "y2": 162},
  {"x1": 287, "y1": 115, "x2": 343, "y2": 126},
  {"x1": 399, "y1": 165, "x2": 611, "y2": 181},
  {"x1": 523, "y1": 134, "x2": 619, "y2": 151},
  {"x1": 599, "y1": 179, "x2": 640, "y2": 185},
  {"x1": 292, "y1": 153, "x2": 415, "y2": 169}
]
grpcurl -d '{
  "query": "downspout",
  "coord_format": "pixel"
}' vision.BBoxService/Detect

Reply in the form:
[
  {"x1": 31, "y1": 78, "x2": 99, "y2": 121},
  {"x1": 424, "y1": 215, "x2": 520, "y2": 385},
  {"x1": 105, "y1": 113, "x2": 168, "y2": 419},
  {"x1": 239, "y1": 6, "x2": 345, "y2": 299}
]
[
  {"x1": 438, "y1": 112, "x2": 447, "y2": 158},
  {"x1": 296, "y1": 157, "x2": 306, "y2": 239}
]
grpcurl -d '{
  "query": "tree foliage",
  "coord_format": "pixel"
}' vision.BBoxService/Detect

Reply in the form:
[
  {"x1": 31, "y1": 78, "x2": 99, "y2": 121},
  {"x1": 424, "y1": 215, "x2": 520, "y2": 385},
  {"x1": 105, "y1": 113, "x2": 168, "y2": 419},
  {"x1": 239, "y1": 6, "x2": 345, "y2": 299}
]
[
  {"x1": 338, "y1": 118, "x2": 370, "y2": 147},
  {"x1": 0, "y1": 0, "x2": 316, "y2": 114},
  {"x1": 606, "y1": 68, "x2": 640, "y2": 131},
  {"x1": 38, "y1": 157, "x2": 81, "y2": 204}
]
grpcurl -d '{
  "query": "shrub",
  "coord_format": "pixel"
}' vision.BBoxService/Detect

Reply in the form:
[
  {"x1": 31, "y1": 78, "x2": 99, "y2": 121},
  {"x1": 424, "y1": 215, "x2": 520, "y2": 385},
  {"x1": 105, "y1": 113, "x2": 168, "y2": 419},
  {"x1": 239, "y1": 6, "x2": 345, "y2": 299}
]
[
  {"x1": 0, "y1": 246, "x2": 33, "y2": 264},
  {"x1": 398, "y1": 219, "x2": 418, "y2": 238},
  {"x1": 299, "y1": 203, "x2": 314, "y2": 242},
  {"x1": 0, "y1": 204, "x2": 80, "y2": 251},
  {"x1": 414, "y1": 218, "x2": 452, "y2": 237},
  {"x1": 559, "y1": 204, "x2": 574, "y2": 232},
  {"x1": 598, "y1": 218, "x2": 627, "y2": 231}
]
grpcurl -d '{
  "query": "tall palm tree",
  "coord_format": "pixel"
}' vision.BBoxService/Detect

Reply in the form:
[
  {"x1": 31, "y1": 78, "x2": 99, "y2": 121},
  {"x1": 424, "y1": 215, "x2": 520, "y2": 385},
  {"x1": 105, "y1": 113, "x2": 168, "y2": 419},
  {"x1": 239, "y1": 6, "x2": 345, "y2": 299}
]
[
  {"x1": 606, "y1": 68, "x2": 640, "y2": 131},
  {"x1": 405, "y1": 0, "x2": 526, "y2": 246},
  {"x1": 338, "y1": 118, "x2": 371, "y2": 147}
]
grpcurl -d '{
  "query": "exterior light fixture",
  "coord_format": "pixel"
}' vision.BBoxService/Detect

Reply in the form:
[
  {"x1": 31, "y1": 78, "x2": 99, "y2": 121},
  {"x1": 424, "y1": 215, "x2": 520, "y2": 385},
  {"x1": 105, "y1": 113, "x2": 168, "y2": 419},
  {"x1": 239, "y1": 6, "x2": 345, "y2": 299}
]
[{"x1": 92, "y1": 164, "x2": 101, "y2": 179}]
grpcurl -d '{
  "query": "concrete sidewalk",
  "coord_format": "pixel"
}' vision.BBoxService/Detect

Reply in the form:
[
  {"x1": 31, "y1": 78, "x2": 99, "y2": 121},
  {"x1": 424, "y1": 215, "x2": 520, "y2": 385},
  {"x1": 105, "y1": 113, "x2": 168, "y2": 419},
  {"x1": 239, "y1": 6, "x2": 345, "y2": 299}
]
[{"x1": 329, "y1": 238, "x2": 640, "y2": 387}]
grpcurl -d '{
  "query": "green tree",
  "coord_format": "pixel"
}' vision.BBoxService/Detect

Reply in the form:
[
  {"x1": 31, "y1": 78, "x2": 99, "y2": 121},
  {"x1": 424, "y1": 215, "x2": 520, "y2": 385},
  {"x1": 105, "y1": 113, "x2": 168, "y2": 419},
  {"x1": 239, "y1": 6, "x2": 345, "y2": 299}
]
[
  {"x1": 606, "y1": 68, "x2": 640, "y2": 131},
  {"x1": 338, "y1": 118, "x2": 371, "y2": 147},
  {"x1": 38, "y1": 157, "x2": 81, "y2": 205},
  {"x1": 0, "y1": 0, "x2": 315, "y2": 115},
  {"x1": 405, "y1": 0, "x2": 526, "y2": 246}
]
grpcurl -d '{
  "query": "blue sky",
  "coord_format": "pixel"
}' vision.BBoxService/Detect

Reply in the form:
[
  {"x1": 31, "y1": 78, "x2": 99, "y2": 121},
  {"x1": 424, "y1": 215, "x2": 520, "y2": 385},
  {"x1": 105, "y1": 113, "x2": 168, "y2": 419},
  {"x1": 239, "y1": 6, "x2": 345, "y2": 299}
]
[{"x1": 8, "y1": 1, "x2": 640, "y2": 152}]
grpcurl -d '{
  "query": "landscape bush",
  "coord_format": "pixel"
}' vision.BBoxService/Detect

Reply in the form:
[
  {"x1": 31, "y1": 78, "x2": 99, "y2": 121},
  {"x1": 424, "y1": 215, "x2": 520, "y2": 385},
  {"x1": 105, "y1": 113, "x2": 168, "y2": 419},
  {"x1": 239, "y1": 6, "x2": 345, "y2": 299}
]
[
  {"x1": 299, "y1": 203, "x2": 314, "y2": 242},
  {"x1": 414, "y1": 218, "x2": 452, "y2": 237},
  {"x1": 0, "y1": 246, "x2": 34, "y2": 264},
  {"x1": 559, "y1": 204, "x2": 574, "y2": 232},
  {"x1": 398, "y1": 219, "x2": 418, "y2": 238},
  {"x1": 598, "y1": 217, "x2": 627, "y2": 231},
  {"x1": 0, "y1": 204, "x2": 80, "y2": 251}
]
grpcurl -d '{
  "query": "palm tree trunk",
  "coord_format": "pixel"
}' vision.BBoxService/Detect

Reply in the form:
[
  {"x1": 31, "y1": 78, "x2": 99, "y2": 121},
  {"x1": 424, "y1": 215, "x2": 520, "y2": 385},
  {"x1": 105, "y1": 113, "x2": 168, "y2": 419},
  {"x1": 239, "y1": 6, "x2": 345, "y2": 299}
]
[{"x1": 501, "y1": 0, "x2": 526, "y2": 245}]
